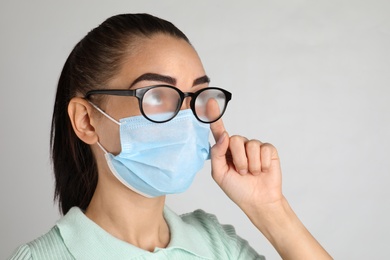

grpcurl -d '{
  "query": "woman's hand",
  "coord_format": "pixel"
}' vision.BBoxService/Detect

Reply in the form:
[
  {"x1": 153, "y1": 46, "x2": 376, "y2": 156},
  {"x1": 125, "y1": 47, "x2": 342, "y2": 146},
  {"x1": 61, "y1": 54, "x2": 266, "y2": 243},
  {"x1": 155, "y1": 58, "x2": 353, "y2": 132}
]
[
  {"x1": 210, "y1": 118, "x2": 333, "y2": 259},
  {"x1": 210, "y1": 118, "x2": 283, "y2": 211}
]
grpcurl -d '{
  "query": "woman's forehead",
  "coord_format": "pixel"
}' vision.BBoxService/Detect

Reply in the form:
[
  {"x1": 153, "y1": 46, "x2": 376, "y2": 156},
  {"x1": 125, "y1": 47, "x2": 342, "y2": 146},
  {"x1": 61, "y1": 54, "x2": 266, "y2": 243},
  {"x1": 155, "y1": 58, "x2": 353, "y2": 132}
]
[{"x1": 109, "y1": 34, "x2": 206, "y2": 88}]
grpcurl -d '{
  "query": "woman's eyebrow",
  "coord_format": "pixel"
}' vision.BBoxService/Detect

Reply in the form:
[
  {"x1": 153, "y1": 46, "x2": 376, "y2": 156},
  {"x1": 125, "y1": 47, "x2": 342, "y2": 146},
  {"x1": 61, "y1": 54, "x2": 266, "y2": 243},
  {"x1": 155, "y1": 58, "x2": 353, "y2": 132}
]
[
  {"x1": 130, "y1": 73, "x2": 176, "y2": 87},
  {"x1": 129, "y1": 73, "x2": 210, "y2": 88},
  {"x1": 193, "y1": 75, "x2": 210, "y2": 86}
]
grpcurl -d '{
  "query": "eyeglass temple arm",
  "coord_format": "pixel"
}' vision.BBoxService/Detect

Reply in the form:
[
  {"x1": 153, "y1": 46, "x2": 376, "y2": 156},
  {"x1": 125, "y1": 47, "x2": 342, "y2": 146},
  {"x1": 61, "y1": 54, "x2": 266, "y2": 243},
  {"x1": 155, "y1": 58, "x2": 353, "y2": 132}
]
[{"x1": 85, "y1": 89, "x2": 136, "y2": 98}]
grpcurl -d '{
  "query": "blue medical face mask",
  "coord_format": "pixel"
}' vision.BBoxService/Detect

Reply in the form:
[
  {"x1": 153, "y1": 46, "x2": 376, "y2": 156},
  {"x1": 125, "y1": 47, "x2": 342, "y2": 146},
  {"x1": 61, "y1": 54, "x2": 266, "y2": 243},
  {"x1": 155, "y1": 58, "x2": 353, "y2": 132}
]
[{"x1": 92, "y1": 105, "x2": 211, "y2": 198}]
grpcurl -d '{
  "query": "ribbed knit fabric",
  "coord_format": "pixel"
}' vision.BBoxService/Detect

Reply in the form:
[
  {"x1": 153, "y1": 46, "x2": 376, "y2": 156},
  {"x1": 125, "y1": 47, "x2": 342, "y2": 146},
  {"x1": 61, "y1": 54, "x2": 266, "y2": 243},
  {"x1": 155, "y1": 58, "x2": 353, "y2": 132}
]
[
  {"x1": 9, "y1": 227, "x2": 73, "y2": 260},
  {"x1": 8, "y1": 207, "x2": 265, "y2": 260}
]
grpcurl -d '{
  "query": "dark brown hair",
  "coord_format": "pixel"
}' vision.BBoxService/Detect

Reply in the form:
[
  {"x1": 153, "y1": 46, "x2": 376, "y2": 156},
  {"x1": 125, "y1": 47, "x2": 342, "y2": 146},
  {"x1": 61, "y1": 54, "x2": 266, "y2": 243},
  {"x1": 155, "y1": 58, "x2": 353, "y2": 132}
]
[{"x1": 51, "y1": 13, "x2": 189, "y2": 215}]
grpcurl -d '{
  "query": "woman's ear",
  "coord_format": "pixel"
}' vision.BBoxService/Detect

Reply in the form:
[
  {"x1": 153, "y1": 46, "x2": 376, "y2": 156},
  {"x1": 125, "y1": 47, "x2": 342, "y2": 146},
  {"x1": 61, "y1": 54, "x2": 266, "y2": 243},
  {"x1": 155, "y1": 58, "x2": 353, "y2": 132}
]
[{"x1": 68, "y1": 97, "x2": 99, "y2": 144}]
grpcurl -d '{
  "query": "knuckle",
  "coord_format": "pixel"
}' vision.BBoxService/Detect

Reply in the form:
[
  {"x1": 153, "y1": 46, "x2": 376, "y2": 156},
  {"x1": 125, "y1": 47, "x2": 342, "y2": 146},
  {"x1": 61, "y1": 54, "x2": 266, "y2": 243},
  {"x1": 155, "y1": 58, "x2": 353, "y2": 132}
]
[
  {"x1": 246, "y1": 139, "x2": 261, "y2": 150},
  {"x1": 229, "y1": 135, "x2": 246, "y2": 149},
  {"x1": 230, "y1": 135, "x2": 244, "y2": 143},
  {"x1": 261, "y1": 142, "x2": 276, "y2": 151}
]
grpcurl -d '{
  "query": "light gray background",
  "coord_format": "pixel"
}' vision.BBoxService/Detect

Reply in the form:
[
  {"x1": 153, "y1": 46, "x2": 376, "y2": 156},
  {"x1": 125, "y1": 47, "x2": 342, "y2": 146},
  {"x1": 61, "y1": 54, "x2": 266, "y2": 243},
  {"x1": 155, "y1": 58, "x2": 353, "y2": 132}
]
[{"x1": 1, "y1": 1, "x2": 389, "y2": 259}]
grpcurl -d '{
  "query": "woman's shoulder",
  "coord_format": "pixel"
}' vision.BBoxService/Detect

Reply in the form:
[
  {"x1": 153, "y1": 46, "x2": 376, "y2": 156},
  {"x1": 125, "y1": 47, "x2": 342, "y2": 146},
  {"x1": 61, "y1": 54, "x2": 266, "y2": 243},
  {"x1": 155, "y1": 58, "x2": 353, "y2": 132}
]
[
  {"x1": 180, "y1": 209, "x2": 239, "y2": 237},
  {"x1": 8, "y1": 226, "x2": 73, "y2": 260},
  {"x1": 7, "y1": 244, "x2": 31, "y2": 260},
  {"x1": 177, "y1": 209, "x2": 265, "y2": 260}
]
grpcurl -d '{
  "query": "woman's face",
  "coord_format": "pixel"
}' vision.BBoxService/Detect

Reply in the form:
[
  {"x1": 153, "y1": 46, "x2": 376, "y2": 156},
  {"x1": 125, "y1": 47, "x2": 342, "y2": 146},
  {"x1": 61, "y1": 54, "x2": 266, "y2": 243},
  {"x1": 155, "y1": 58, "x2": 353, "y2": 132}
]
[{"x1": 93, "y1": 34, "x2": 209, "y2": 155}]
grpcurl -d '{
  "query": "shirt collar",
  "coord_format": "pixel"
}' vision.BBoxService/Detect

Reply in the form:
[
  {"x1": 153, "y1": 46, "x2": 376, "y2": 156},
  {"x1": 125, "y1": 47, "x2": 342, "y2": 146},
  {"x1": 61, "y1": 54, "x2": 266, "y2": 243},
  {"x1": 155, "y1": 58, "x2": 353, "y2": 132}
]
[
  {"x1": 163, "y1": 206, "x2": 214, "y2": 258},
  {"x1": 56, "y1": 207, "x2": 213, "y2": 259}
]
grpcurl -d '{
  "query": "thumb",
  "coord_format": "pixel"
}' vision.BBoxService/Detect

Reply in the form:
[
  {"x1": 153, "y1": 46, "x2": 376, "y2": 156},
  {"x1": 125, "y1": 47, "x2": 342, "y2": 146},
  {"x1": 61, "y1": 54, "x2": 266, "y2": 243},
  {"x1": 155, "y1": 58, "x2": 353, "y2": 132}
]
[{"x1": 211, "y1": 131, "x2": 229, "y2": 177}]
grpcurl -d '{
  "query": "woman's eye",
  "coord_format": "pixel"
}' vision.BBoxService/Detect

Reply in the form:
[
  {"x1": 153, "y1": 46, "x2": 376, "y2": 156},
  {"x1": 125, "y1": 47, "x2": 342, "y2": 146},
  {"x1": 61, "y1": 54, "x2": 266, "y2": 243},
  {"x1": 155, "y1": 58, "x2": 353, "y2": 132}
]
[{"x1": 143, "y1": 92, "x2": 164, "y2": 106}]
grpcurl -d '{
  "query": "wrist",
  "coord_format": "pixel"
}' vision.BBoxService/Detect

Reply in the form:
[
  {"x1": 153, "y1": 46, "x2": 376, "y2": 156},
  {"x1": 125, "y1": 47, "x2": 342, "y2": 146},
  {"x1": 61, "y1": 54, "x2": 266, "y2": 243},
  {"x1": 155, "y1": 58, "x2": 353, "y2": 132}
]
[
  {"x1": 242, "y1": 197, "x2": 332, "y2": 259},
  {"x1": 242, "y1": 196, "x2": 297, "y2": 240}
]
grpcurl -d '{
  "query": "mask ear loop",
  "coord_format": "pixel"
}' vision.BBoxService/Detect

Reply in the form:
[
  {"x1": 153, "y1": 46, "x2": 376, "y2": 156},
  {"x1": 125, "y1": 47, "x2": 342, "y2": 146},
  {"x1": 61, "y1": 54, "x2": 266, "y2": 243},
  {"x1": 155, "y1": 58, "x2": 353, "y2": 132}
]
[
  {"x1": 96, "y1": 142, "x2": 108, "y2": 154},
  {"x1": 87, "y1": 101, "x2": 121, "y2": 126},
  {"x1": 87, "y1": 101, "x2": 121, "y2": 154}
]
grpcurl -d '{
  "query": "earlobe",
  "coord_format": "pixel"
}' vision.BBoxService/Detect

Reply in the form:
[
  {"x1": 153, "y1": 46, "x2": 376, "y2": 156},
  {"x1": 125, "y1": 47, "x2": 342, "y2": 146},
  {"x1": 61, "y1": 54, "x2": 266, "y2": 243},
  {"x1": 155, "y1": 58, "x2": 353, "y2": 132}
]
[{"x1": 68, "y1": 97, "x2": 98, "y2": 145}]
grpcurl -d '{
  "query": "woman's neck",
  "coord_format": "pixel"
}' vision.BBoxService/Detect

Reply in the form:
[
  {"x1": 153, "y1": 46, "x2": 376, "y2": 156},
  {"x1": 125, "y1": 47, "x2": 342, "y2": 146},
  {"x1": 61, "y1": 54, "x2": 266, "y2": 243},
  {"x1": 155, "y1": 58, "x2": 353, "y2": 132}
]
[{"x1": 84, "y1": 180, "x2": 170, "y2": 252}]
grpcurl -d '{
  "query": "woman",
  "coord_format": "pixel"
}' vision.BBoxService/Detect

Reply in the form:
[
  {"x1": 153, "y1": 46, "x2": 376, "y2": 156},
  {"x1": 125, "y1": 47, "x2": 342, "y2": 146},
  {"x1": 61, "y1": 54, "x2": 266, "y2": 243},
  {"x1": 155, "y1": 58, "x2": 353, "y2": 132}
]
[{"x1": 9, "y1": 13, "x2": 332, "y2": 259}]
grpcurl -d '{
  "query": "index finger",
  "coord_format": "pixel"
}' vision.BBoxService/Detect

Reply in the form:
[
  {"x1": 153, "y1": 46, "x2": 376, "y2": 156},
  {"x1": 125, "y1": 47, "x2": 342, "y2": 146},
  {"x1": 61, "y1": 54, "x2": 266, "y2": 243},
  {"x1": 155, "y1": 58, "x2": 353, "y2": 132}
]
[
  {"x1": 204, "y1": 97, "x2": 226, "y2": 142},
  {"x1": 210, "y1": 117, "x2": 226, "y2": 143}
]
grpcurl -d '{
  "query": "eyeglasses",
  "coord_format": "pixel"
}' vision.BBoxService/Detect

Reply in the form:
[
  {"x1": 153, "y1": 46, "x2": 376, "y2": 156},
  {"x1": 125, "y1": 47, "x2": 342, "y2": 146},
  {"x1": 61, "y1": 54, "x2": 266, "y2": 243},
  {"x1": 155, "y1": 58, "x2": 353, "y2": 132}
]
[{"x1": 85, "y1": 85, "x2": 232, "y2": 123}]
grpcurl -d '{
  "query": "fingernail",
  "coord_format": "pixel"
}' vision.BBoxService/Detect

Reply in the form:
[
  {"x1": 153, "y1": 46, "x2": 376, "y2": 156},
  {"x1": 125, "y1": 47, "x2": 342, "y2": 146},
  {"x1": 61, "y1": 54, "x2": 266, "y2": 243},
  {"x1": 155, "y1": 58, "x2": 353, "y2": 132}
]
[
  {"x1": 239, "y1": 169, "x2": 248, "y2": 175},
  {"x1": 218, "y1": 132, "x2": 226, "y2": 145}
]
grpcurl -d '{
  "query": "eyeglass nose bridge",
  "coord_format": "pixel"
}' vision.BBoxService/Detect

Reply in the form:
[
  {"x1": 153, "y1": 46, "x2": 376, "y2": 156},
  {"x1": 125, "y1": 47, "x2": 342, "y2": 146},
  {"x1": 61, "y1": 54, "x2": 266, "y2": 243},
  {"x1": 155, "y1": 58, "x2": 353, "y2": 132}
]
[
  {"x1": 177, "y1": 90, "x2": 222, "y2": 122},
  {"x1": 179, "y1": 92, "x2": 196, "y2": 110}
]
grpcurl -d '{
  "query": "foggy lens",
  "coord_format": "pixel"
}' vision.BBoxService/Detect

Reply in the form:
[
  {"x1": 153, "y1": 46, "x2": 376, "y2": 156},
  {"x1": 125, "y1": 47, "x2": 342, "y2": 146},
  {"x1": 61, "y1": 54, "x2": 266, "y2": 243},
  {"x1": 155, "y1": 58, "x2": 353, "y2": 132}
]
[
  {"x1": 195, "y1": 89, "x2": 226, "y2": 122},
  {"x1": 142, "y1": 87, "x2": 181, "y2": 122}
]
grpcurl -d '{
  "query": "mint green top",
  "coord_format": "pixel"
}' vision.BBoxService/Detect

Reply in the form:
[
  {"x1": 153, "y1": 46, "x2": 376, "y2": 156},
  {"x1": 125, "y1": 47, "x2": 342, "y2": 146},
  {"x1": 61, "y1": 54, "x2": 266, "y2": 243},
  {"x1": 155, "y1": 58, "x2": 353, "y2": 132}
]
[{"x1": 9, "y1": 207, "x2": 264, "y2": 259}]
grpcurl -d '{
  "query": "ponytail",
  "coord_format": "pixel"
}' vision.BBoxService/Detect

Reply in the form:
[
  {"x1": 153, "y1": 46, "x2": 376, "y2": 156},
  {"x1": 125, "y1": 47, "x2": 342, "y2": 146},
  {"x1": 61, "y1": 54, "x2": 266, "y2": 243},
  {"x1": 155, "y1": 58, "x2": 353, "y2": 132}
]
[{"x1": 51, "y1": 49, "x2": 98, "y2": 215}]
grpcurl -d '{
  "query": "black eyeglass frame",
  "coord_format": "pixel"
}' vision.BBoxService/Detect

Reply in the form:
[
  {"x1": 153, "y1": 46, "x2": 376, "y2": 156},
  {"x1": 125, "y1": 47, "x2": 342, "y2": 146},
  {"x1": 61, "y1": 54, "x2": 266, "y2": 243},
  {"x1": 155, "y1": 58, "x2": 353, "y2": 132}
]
[{"x1": 85, "y1": 85, "x2": 232, "y2": 123}]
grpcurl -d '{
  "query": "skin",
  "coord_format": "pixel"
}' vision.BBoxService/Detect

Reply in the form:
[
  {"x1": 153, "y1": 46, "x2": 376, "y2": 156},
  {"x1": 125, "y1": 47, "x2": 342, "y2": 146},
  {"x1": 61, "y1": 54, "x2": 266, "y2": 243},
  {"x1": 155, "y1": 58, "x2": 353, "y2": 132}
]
[{"x1": 68, "y1": 34, "x2": 332, "y2": 259}]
